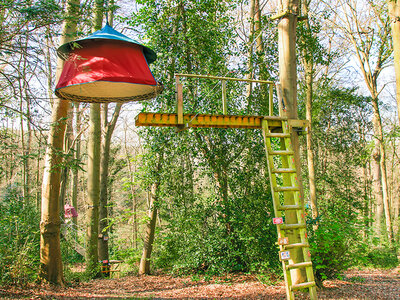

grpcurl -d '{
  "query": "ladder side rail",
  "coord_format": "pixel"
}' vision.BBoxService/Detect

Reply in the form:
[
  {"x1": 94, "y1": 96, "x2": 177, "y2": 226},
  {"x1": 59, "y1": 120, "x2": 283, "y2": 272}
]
[
  {"x1": 282, "y1": 120, "x2": 318, "y2": 299},
  {"x1": 262, "y1": 119, "x2": 293, "y2": 300}
]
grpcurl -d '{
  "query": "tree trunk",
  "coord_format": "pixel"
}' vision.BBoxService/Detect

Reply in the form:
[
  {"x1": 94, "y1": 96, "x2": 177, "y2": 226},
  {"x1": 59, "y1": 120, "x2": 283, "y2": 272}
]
[
  {"x1": 371, "y1": 147, "x2": 383, "y2": 235},
  {"x1": 371, "y1": 97, "x2": 393, "y2": 243},
  {"x1": 86, "y1": 103, "x2": 101, "y2": 275},
  {"x1": 40, "y1": 100, "x2": 69, "y2": 285},
  {"x1": 388, "y1": 0, "x2": 400, "y2": 244},
  {"x1": 85, "y1": 0, "x2": 104, "y2": 276},
  {"x1": 123, "y1": 124, "x2": 138, "y2": 249},
  {"x1": 301, "y1": 0, "x2": 319, "y2": 226},
  {"x1": 59, "y1": 109, "x2": 73, "y2": 216},
  {"x1": 246, "y1": 0, "x2": 255, "y2": 99},
  {"x1": 39, "y1": 0, "x2": 79, "y2": 285},
  {"x1": 139, "y1": 153, "x2": 163, "y2": 275},
  {"x1": 388, "y1": 1, "x2": 400, "y2": 125},
  {"x1": 98, "y1": 103, "x2": 122, "y2": 261},
  {"x1": 277, "y1": 0, "x2": 306, "y2": 285},
  {"x1": 71, "y1": 102, "x2": 81, "y2": 230}
]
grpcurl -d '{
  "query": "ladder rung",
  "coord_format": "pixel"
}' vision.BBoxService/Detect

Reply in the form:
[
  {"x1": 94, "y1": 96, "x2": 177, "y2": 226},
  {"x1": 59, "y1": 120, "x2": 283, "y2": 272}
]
[
  {"x1": 277, "y1": 205, "x2": 303, "y2": 211},
  {"x1": 291, "y1": 281, "x2": 316, "y2": 291},
  {"x1": 265, "y1": 133, "x2": 291, "y2": 138},
  {"x1": 272, "y1": 168, "x2": 296, "y2": 173},
  {"x1": 281, "y1": 223, "x2": 306, "y2": 230},
  {"x1": 269, "y1": 150, "x2": 294, "y2": 155},
  {"x1": 287, "y1": 261, "x2": 313, "y2": 270},
  {"x1": 274, "y1": 186, "x2": 300, "y2": 192},
  {"x1": 285, "y1": 243, "x2": 309, "y2": 249}
]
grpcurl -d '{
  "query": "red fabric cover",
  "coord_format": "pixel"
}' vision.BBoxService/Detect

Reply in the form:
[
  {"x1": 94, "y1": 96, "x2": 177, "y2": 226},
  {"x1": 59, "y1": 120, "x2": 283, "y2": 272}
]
[
  {"x1": 56, "y1": 40, "x2": 157, "y2": 90},
  {"x1": 64, "y1": 204, "x2": 78, "y2": 218}
]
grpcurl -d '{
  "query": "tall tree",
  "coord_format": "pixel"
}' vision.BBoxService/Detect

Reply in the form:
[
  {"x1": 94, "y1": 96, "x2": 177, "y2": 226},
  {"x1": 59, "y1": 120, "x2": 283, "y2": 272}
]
[
  {"x1": 97, "y1": 0, "x2": 122, "y2": 261},
  {"x1": 298, "y1": 0, "x2": 321, "y2": 225},
  {"x1": 40, "y1": 0, "x2": 80, "y2": 284},
  {"x1": 326, "y1": 0, "x2": 393, "y2": 243},
  {"x1": 85, "y1": 0, "x2": 104, "y2": 276},
  {"x1": 388, "y1": 0, "x2": 400, "y2": 125},
  {"x1": 98, "y1": 103, "x2": 122, "y2": 261},
  {"x1": 139, "y1": 151, "x2": 163, "y2": 275}
]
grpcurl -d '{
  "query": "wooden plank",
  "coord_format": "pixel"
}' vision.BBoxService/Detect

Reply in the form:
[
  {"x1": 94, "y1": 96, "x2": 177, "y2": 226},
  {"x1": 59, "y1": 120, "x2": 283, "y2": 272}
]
[
  {"x1": 176, "y1": 83, "x2": 183, "y2": 125},
  {"x1": 222, "y1": 80, "x2": 227, "y2": 114},
  {"x1": 135, "y1": 112, "x2": 288, "y2": 129},
  {"x1": 291, "y1": 281, "x2": 316, "y2": 291},
  {"x1": 287, "y1": 261, "x2": 313, "y2": 270}
]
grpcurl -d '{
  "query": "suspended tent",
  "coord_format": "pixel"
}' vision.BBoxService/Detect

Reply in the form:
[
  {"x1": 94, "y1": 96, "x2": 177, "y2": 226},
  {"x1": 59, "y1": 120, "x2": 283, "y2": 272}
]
[{"x1": 55, "y1": 24, "x2": 163, "y2": 103}]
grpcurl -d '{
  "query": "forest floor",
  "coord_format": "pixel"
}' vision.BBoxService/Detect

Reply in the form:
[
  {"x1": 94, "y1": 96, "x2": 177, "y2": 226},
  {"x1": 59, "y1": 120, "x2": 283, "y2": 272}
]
[{"x1": 1, "y1": 267, "x2": 399, "y2": 299}]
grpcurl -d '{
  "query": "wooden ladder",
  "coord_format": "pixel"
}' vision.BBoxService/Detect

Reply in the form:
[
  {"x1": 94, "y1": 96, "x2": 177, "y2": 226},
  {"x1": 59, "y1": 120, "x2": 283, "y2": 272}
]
[{"x1": 262, "y1": 119, "x2": 317, "y2": 300}]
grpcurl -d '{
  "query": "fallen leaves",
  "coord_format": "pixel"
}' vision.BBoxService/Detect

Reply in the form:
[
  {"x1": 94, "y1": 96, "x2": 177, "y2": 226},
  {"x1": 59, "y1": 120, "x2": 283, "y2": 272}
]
[{"x1": 1, "y1": 268, "x2": 399, "y2": 299}]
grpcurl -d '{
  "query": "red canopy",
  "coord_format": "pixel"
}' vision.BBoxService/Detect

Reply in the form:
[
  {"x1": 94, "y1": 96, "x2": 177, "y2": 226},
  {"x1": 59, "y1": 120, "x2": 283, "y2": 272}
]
[{"x1": 55, "y1": 40, "x2": 161, "y2": 102}]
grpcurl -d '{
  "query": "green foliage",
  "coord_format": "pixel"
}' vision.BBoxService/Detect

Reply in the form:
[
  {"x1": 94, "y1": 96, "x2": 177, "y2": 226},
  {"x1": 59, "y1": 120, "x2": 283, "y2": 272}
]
[
  {"x1": 365, "y1": 246, "x2": 399, "y2": 269},
  {"x1": 309, "y1": 220, "x2": 363, "y2": 281},
  {"x1": 300, "y1": 85, "x2": 378, "y2": 283},
  {"x1": 0, "y1": 184, "x2": 40, "y2": 285}
]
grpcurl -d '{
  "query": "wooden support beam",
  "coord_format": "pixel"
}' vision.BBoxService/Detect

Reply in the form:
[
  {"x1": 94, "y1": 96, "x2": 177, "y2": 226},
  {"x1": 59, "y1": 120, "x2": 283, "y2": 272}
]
[
  {"x1": 222, "y1": 80, "x2": 227, "y2": 114},
  {"x1": 135, "y1": 112, "x2": 298, "y2": 129},
  {"x1": 176, "y1": 83, "x2": 183, "y2": 125}
]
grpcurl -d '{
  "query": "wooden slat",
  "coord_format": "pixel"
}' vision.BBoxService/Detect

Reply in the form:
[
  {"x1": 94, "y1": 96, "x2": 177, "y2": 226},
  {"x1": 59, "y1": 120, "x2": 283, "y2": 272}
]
[
  {"x1": 291, "y1": 281, "x2": 316, "y2": 291},
  {"x1": 135, "y1": 112, "x2": 286, "y2": 129},
  {"x1": 277, "y1": 204, "x2": 303, "y2": 211},
  {"x1": 273, "y1": 186, "x2": 300, "y2": 192},
  {"x1": 280, "y1": 223, "x2": 306, "y2": 230},
  {"x1": 271, "y1": 168, "x2": 297, "y2": 173},
  {"x1": 285, "y1": 243, "x2": 309, "y2": 249},
  {"x1": 176, "y1": 83, "x2": 183, "y2": 125},
  {"x1": 265, "y1": 133, "x2": 291, "y2": 138},
  {"x1": 269, "y1": 150, "x2": 294, "y2": 155},
  {"x1": 287, "y1": 261, "x2": 313, "y2": 269}
]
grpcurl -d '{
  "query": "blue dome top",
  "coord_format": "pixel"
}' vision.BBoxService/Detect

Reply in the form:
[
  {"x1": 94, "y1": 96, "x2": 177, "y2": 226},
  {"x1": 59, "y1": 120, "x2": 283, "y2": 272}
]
[{"x1": 57, "y1": 24, "x2": 157, "y2": 64}]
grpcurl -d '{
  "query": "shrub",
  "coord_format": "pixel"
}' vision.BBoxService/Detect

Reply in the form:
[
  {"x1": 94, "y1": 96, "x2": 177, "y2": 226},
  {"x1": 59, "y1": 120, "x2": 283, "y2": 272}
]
[
  {"x1": 0, "y1": 184, "x2": 40, "y2": 285},
  {"x1": 365, "y1": 246, "x2": 398, "y2": 269},
  {"x1": 309, "y1": 219, "x2": 362, "y2": 283}
]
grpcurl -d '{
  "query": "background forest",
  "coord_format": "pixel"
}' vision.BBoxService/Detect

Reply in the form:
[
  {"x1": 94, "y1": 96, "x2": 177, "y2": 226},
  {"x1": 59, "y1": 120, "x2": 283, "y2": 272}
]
[{"x1": 0, "y1": 0, "x2": 399, "y2": 287}]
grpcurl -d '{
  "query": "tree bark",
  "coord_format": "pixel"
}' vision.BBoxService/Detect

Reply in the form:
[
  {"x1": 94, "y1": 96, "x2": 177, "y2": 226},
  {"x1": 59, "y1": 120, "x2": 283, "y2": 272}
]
[
  {"x1": 300, "y1": 0, "x2": 319, "y2": 226},
  {"x1": 86, "y1": 103, "x2": 101, "y2": 275},
  {"x1": 277, "y1": 0, "x2": 306, "y2": 285},
  {"x1": 139, "y1": 153, "x2": 163, "y2": 275},
  {"x1": 39, "y1": 0, "x2": 80, "y2": 284},
  {"x1": 85, "y1": 0, "x2": 104, "y2": 276},
  {"x1": 40, "y1": 100, "x2": 69, "y2": 285},
  {"x1": 123, "y1": 123, "x2": 138, "y2": 250},
  {"x1": 71, "y1": 103, "x2": 81, "y2": 230},
  {"x1": 98, "y1": 103, "x2": 122, "y2": 261},
  {"x1": 388, "y1": 0, "x2": 400, "y2": 244},
  {"x1": 59, "y1": 108, "x2": 73, "y2": 216},
  {"x1": 246, "y1": 0, "x2": 256, "y2": 99},
  {"x1": 371, "y1": 97, "x2": 393, "y2": 243},
  {"x1": 388, "y1": 1, "x2": 400, "y2": 125}
]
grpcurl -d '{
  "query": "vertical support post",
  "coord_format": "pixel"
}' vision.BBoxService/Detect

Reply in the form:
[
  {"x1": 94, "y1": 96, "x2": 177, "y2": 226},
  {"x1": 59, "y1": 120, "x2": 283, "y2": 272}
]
[
  {"x1": 269, "y1": 83, "x2": 274, "y2": 116},
  {"x1": 222, "y1": 80, "x2": 227, "y2": 115},
  {"x1": 176, "y1": 76, "x2": 183, "y2": 125}
]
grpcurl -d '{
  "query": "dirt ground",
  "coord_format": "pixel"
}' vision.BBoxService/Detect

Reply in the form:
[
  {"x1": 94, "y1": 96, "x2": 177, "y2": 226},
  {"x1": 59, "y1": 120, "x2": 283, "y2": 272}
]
[{"x1": 1, "y1": 268, "x2": 399, "y2": 299}]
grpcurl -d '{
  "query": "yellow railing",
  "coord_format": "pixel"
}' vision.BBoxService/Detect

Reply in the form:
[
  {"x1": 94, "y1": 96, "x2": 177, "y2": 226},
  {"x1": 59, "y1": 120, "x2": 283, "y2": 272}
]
[{"x1": 174, "y1": 73, "x2": 277, "y2": 122}]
